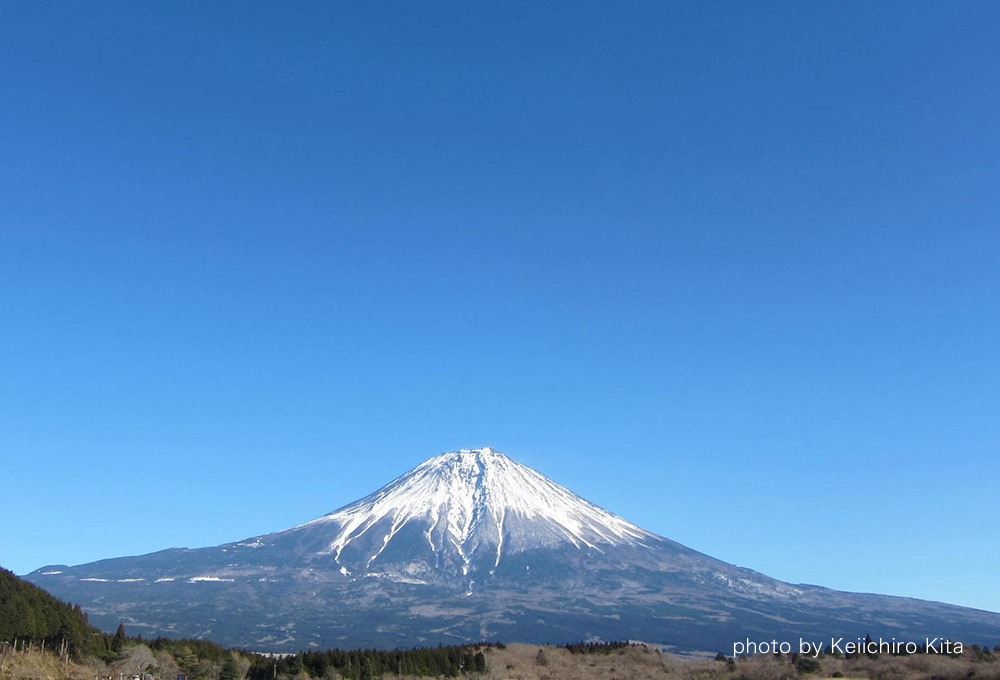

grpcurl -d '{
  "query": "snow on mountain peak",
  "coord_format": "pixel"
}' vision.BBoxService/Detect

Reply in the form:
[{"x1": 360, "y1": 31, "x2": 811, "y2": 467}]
[{"x1": 296, "y1": 447, "x2": 655, "y2": 575}]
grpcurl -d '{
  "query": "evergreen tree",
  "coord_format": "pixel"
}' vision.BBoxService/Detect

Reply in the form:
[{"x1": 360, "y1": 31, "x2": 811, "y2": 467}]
[
  {"x1": 359, "y1": 656, "x2": 376, "y2": 680},
  {"x1": 0, "y1": 567, "x2": 111, "y2": 658},
  {"x1": 112, "y1": 623, "x2": 128, "y2": 652},
  {"x1": 220, "y1": 654, "x2": 241, "y2": 680}
]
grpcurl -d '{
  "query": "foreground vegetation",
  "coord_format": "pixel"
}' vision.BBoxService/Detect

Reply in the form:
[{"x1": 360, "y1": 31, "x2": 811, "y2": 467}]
[{"x1": 5, "y1": 639, "x2": 1000, "y2": 680}]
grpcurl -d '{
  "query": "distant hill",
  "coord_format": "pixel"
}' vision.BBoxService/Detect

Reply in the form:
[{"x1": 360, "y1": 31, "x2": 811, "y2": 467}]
[{"x1": 0, "y1": 566, "x2": 108, "y2": 657}]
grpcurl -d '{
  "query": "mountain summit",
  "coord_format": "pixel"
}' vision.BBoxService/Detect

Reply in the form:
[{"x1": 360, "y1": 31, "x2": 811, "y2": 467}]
[
  {"x1": 293, "y1": 447, "x2": 653, "y2": 582},
  {"x1": 28, "y1": 448, "x2": 1000, "y2": 651}
]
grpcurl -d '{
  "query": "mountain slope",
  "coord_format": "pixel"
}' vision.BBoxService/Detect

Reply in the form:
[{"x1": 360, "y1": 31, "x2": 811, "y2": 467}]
[{"x1": 26, "y1": 448, "x2": 1000, "y2": 652}]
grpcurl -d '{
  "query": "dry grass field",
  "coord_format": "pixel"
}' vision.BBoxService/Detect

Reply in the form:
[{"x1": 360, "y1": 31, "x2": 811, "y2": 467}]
[
  {"x1": 475, "y1": 643, "x2": 666, "y2": 680},
  {"x1": 4, "y1": 641, "x2": 1000, "y2": 680}
]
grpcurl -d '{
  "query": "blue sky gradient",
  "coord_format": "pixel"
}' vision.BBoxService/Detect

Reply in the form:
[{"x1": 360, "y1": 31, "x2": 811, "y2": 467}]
[{"x1": 1, "y1": 2, "x2": 998, "y2": 614}]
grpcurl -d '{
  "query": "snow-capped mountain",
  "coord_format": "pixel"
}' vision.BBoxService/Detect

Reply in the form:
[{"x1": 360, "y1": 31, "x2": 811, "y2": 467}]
[
  {"x1": 270, "y1": 447, "x2": 655, "y2": 582},
  {"x1": 27, "y1": 448, "x2": 1000, "y2": 652}
]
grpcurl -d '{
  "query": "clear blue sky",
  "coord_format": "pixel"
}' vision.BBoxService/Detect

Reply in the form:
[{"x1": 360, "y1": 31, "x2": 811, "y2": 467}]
[{"x1": 2, "y1": 2, "x2": 998, "y2": 614}]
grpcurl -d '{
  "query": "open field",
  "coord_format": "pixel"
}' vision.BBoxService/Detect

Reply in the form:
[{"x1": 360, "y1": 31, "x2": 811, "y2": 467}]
[{"x1": 4, "y1": 642, "x2": 1000, "y2": 680}]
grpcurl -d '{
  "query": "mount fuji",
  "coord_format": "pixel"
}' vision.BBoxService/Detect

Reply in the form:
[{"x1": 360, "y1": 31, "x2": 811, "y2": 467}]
[{"x1": 27, "y1": 448, "x2": 1000, "y2": 652}]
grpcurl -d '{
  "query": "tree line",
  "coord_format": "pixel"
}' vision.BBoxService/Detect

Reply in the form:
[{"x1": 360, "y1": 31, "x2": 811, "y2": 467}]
[
  {"x1": 254, "y1": 645, "x2": 496, "y2": 680},
  {"x1": 0, "y1": 567, "x2": 111, "y2": 658}
]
